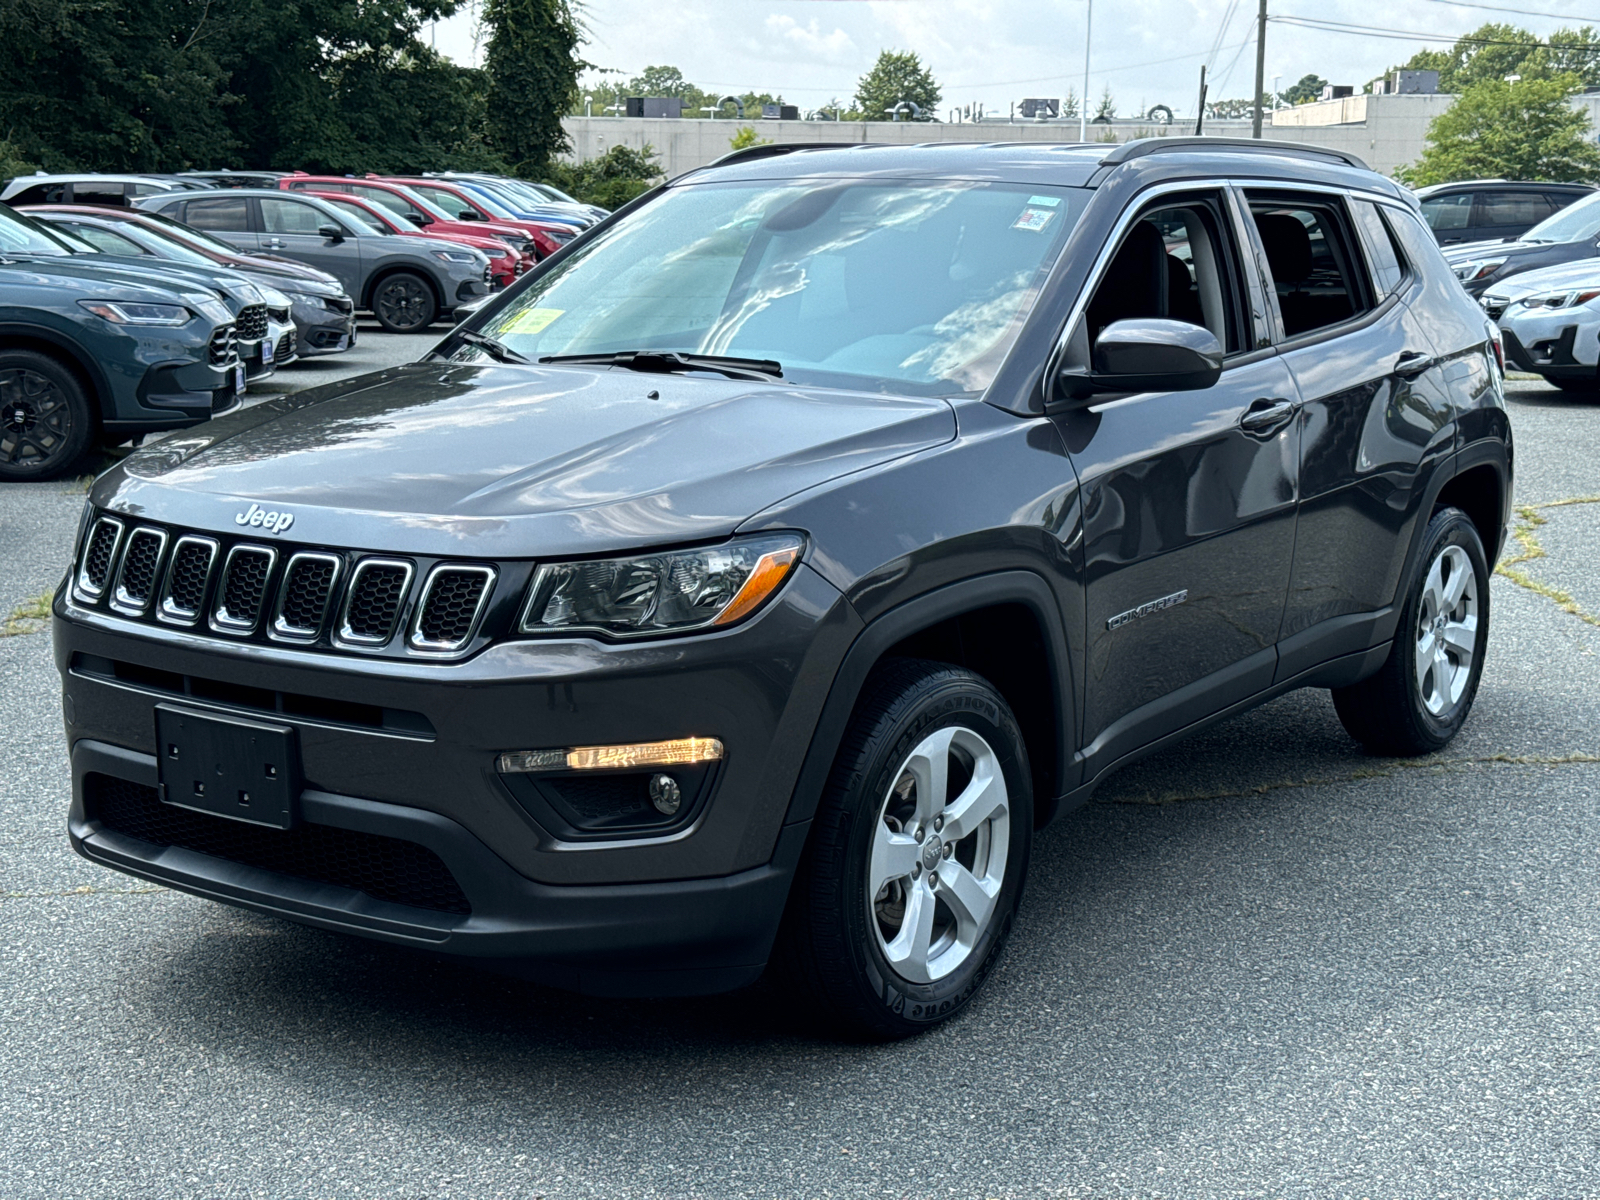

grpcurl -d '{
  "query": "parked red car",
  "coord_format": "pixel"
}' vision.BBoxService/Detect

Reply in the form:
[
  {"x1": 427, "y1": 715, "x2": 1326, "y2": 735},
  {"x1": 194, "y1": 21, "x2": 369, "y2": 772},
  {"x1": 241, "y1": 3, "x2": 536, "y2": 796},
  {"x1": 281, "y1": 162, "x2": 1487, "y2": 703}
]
[
  {"x1": 377, "y1": 177, "x2": 573, "y2": 259},
  {"x1": 302, "y1": 191, "x2": 523, "y2": 288},
  {"x1": 279, "y1": 175, "x2": 546, "y2": 266}
]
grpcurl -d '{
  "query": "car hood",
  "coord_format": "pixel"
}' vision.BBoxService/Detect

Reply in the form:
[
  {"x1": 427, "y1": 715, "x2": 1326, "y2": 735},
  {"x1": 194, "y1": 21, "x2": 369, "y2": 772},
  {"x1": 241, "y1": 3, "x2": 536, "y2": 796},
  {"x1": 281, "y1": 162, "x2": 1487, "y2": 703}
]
[
  {"x1": 65, "y1": 254, "x2": 262, "y2": 305},
  {"x1": 1481, "y1": 257, "x2": 1600, "y2": 301},
  {"x1": 0, "y1": 257, "x2": 198, "y2": 304},
  {"x1": 1443, "y1": 238, "x2": 1572, "y2": 264},
  {"x1": 97, "y1": 361, "x2": 956, "y2": 558}
]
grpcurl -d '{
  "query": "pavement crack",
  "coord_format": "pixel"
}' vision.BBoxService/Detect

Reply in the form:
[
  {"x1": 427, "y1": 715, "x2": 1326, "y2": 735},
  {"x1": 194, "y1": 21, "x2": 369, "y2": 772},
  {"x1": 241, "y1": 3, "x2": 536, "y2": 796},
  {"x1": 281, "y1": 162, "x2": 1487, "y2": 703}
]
[
  {"x1": 1495, "y1": 496, "x2": 1600, "y2": 628},
  {"x1": 1102, "y1": 751, "x2": 1600, "y2": 805},
  {"x1": 2, "y1": 883, "x2": 169, "y2": 900},
  {"x1": 0, "y1": 590, "x2": 53, "y2": 638}
]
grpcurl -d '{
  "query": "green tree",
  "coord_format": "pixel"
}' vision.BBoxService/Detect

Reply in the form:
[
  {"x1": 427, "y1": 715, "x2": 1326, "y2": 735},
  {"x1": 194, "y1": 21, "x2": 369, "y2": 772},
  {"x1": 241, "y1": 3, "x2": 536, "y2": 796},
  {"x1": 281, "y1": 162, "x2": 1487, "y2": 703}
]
[
  {"x1": 854, "y1": 50, "x2": 941, "y2": 121},
  {"x1": 543, "y1": 143, "x2": 662, "y2": 208},
  {"x1": 1281, "y1": 73, "x2": 1328, "y2": 105},
  {"x1": 1397, "y1": 74, "x2": 1600, "y2": 186},
  {"x1": 728, "y1": 125, "x2": 773, "y2": 151},
  {"x1": 482, "y1": 0, "x2": 583, "y2": 171},
  {"x1": 1400, "y1": 23, "x2": 1600, "y2": 92}
]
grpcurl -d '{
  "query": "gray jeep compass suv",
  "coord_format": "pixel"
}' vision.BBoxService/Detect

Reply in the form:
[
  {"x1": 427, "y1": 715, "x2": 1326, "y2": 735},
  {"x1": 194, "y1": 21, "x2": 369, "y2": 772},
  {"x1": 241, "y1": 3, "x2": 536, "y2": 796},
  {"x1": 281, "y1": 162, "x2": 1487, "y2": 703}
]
[{"x1": 54, "y1": 140, "x2": 1512, "y2": 1038}]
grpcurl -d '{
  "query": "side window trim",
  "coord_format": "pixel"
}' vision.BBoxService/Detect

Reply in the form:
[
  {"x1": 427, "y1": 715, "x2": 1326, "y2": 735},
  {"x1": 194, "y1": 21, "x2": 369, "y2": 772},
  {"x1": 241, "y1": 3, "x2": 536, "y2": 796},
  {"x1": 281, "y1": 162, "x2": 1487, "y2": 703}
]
[
  {"x1": 1223, "y1": 185, "x2": 1281, "y2": 350},
  {"x1": 1351, "y1": 198, "x2": 1415, "y2": 300}
]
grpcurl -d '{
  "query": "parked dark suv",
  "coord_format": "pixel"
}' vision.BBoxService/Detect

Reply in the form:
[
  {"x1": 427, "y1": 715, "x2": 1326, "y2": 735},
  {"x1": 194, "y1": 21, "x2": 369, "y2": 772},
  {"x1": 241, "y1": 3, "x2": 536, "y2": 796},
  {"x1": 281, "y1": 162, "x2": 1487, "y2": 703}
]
[
  {"x1": 54, "y1": 140, "x2": 1511, "y2": 1038},
  {"x1": 1416, "y1": 180, "x2": 1593, "y2": 247}
]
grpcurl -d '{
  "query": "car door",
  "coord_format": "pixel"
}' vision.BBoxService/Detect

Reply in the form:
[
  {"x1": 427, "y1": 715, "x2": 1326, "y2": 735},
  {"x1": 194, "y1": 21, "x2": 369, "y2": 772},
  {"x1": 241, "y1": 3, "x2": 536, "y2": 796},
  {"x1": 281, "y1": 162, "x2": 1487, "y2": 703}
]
[
  {"x1": 1053, "y1": 189, "x2": 1301, "y2": 770},
  {"x1": 1241, "y1": 188, "x2": 1456, "y2": 681},
  {"x1": 179, "y1": 195, "x2": 258, "y2": 253},
  {"x1": 258, "y1": 196, "x2": 362, "y2": 296},
  {"x1": 1470, "y1": 189, "x2": 1560, "y2": 245}
]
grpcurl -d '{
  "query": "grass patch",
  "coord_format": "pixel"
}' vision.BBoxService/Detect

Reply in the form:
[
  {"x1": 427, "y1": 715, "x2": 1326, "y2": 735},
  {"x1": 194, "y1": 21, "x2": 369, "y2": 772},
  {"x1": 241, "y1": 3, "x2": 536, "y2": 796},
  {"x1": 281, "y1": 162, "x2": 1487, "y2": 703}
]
[
  {"x1": 0, "y1": 590, "x2": 53, "y2": 638},
  {"x1": 1494, "y1": 495, "x2": 1600, "y2": 627}
]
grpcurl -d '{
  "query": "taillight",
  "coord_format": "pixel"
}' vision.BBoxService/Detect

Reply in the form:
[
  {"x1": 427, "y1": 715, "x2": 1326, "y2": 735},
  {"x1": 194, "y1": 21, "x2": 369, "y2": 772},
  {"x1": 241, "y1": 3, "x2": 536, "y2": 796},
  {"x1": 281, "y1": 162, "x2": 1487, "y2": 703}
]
[{"x1": 1489, "y1": 326, "x2": 1505, "y2": 375}]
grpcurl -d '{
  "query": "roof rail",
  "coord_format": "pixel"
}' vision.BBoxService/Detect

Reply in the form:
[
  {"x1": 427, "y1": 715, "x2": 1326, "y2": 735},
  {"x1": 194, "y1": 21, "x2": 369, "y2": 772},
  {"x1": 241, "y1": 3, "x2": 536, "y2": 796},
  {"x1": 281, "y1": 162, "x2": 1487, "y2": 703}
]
[
  {"x1": 1099, "y1": 137, "x2": 1370, "y2": 172},
  {"x1": 707, "y1": 142, "x2": 878, "y2": 169}
]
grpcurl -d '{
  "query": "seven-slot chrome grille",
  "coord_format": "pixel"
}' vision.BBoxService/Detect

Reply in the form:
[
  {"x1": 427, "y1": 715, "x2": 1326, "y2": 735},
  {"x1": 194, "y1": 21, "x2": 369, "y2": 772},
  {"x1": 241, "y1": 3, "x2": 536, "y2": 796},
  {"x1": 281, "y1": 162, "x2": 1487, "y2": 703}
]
[
  {"x1": 70, "y1": 512, "x2": 500, "y2": 658},
  {"x1": 235, "y1": 303, "x2": 268, "y2": 342}
]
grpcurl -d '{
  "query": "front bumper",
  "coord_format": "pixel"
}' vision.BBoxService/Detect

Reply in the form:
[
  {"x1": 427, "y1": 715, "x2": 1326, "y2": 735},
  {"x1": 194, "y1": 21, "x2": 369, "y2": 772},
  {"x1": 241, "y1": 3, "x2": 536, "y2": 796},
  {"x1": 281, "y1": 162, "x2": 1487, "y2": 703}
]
[
  {"x1": 69, "y1": 739, "x2": 806, "y2": 996},
  {"x1": 1498, "y1": 310, "x2": 1600, "y2": 379},
  {"x1": 290, "y1": 295, "x2": 357, "y2": 357}
]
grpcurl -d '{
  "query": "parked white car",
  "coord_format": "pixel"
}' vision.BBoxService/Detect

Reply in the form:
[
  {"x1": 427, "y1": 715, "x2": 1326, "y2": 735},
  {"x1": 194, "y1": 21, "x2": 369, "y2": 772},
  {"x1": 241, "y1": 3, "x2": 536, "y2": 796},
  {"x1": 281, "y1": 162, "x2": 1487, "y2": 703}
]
[{"x1": 1481, "y1": 259, "x2": 1600, "y2": 392}]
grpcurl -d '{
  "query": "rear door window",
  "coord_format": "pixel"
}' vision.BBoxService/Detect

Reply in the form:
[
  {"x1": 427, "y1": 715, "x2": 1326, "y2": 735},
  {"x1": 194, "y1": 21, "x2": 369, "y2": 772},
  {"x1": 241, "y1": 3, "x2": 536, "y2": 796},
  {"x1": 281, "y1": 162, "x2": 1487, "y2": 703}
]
[
  {"x1": 261, "y1": 198, "x2": 331, "y2": 235},
  {"x1": 1349, "y1": 200, "x2": 1407, "y2": 301},
  {"x1": 1472, "y1": 190, "x2": 1557, "y2": 231},
  {"x1": 1247, "y1": 194, "x2": 1372, "y2": 339},
  {"x1": 184, "y1": 197, "x2": 250, "y2": 232}
]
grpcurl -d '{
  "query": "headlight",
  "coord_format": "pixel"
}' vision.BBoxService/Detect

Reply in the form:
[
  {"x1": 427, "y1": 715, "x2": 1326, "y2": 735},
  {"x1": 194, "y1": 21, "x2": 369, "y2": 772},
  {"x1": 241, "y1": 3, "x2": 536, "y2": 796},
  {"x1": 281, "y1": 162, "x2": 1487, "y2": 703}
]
[
  {"x1": 257, "y1": 283, "x2": 292, "y2": 308},
  {"x1": 1518, "y1": 288, "x2": 1600, "y2": 309},
  {"x1": 77, "y1": 300, "x2": 192, "y2": 326},
  {"x1": 546, "y1": 228, "x2": 576, "y2": 245},
  {"x1": 517, "y1": 533, "x2": 803, "y2": 638},
  {"x1": 432, "y1": 249, "x2": 482, "y2": 264},
  {"x1": 1453, "y1": 259, "x2": 1505, "y2": 282}
]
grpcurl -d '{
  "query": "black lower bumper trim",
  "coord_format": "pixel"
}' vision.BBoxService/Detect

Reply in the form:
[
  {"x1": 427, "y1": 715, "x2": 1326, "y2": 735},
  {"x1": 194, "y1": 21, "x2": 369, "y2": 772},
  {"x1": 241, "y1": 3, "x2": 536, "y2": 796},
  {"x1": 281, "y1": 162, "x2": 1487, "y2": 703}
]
[{"x1": 68, "y1": 739, "x2": 805, "y2": 996}]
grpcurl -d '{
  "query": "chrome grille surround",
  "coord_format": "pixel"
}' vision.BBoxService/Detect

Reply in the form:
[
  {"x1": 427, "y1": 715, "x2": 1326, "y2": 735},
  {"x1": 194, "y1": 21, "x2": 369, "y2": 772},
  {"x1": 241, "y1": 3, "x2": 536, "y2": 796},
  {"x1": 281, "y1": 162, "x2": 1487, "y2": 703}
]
[
  {"x1": 209, "y1": 544, "x2": 277, "y2": 635},
  {"x1": 270, "y1": 551, "x2": 343, "y2": 642},
  {"x1": 335, "y1": 558, "x2": 414, "y2": 649},
  {"x1": 110, "y1": 527, "x2": 169, "y2": 616},
  {"x1": 407, "y1": 564, "x2": 497, "y2": 653},
  {"x1": 75, "y1": 517, "x2": 125, "y2": 602},
  {"x1": 158, "y1": 535, "x2": 220, "y2": 625}
]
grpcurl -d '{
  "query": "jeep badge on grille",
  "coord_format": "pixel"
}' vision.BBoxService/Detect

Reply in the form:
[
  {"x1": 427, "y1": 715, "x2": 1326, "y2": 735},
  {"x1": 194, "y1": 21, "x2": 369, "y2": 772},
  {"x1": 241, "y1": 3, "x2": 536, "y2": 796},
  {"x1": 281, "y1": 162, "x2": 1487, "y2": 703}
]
[{"x1": 234, "y1": 503, "x2": 295, "y2": 535}]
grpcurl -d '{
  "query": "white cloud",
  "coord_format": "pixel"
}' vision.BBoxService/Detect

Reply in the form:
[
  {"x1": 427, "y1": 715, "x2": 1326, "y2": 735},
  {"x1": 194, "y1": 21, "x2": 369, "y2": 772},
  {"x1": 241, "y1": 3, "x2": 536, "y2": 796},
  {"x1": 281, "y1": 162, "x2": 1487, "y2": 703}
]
[{"x1": 764, "y1": 15, "x2": 858, "y2": 64}]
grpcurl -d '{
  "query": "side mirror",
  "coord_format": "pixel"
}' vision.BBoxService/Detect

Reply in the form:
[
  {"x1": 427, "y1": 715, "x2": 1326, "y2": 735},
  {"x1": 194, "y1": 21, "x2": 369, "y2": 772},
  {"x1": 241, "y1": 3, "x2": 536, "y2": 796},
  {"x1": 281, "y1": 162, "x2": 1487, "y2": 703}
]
[
  {"x1": 407, "y1": 210, "x2": 434, "y2": 226},
  {"x1": 456, "y1": 209, "x2": 482, "y2": 221},
  {"x1": 1058, "y1": 318, "x2": 1223, "y2": 401},
  {"x1": 317, "y1": 224, "x2": 344, "y2": 241}
]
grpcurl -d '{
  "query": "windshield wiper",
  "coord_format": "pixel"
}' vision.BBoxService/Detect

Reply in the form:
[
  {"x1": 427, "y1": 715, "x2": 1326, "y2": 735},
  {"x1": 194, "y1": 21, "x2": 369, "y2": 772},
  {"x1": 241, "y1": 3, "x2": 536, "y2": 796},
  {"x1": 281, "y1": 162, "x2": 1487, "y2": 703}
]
[
  {"x1": 452, "y1": 329, "x2": 530, "y2": 365},
  {"x1": 539, "y1": 350, "x2": 783, "y2": 382}
]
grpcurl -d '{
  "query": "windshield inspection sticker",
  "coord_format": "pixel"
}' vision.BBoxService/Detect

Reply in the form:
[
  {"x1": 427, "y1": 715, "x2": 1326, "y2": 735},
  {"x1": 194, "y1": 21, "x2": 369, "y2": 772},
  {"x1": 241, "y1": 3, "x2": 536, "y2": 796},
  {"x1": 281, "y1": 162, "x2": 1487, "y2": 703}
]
[
  {"x1": 1013, "y1": 206, "x2": 1057, "y2": 233},
  {"x1": 506, "y1": 307, "x2": 564, "y2": 334}
]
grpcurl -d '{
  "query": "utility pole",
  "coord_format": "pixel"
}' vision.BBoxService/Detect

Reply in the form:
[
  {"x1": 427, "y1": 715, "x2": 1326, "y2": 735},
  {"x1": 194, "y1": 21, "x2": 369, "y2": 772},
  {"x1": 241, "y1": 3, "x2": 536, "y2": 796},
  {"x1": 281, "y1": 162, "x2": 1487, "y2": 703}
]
[
  {"x1": 1252, "y1": 0, "x2": 1268, "y2": 138},
  {"x1": 1080, "y1": 0, "x2": 1093, "y2": 142}
]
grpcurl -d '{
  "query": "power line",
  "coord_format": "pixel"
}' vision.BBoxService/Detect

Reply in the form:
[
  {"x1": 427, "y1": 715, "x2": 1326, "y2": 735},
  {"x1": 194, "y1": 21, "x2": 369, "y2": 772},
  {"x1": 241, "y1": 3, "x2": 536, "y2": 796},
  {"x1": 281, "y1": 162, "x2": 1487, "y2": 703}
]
[
  {"x1": 1414, "y1": 0, "x2": 1600, "y2": 19},
  {"x1": 1271, "y1": 13, "x2": 1600, "y2": 50}
]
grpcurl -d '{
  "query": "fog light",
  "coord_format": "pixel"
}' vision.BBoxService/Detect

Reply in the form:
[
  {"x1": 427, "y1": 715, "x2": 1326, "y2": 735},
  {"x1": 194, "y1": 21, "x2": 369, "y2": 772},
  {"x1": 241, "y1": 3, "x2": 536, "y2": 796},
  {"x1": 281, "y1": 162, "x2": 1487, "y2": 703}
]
[
  {"x1": 649, "y1": 773, "x2": 682, "y2": 815},
  {"x1": 497, "y1": 736, "x2": 724, "y2": 774}
]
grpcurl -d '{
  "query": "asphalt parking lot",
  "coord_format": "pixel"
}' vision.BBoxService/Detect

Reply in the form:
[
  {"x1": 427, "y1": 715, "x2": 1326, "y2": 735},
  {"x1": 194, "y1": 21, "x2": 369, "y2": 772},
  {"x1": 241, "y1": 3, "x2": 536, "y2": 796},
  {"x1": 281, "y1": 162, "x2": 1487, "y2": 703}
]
[{"x1": 2, "y1": 362, "x2": 1598, "y2": 1198}]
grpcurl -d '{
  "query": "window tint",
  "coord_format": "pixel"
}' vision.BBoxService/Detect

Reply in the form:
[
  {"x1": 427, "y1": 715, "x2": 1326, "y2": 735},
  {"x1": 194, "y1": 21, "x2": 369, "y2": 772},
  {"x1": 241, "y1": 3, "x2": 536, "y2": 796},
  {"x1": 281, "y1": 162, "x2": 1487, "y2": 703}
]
[
  {"x1": 184, "y1": 197, "x2": 249, "y2": 231},
  {"x1": 1083, "y1": 198, "x2": 1243, "y2": 353},
  {"x1": 350, "y1": 186, "x2": 410, "y2": 217},
  {"x1": 320, "y1": 199, "x2": 387, "y2": 234},
  {"x1": 1474, "y1": 191, "x2": 1557, "y2": 228},
  {"x1": 1419, "y1": 193, "x2": 1472, "y2": 231},
  {"x1": 7, "y1": 184, "x2": 64, "y2": 205},
  {"x1": 66, "y1": 224, "x2": 147, "y2": 255},
  {"x1": 410, "y1": 185, "x2": 478, "y2": 218},
  {"x1": 1248, "y1": 197, "x2": 1368, "y2": 338},
  {"x1": 130, "y1": 182, "x2": 166, "y2": 197},
  {"x1": 261, "y1": 198, "x2": 331, "y2": 234},
  {"x1": 1349, "y1": 200, "x2": 1406, "y2": 300}
]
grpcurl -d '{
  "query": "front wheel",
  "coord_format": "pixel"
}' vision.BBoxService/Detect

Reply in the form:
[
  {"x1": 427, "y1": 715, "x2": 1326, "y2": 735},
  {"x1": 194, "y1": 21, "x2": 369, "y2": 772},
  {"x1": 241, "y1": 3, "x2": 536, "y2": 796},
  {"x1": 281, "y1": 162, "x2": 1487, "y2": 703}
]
[
  {"x1": 0, "y1": 349, "x2": 94, "y2": 481},
  {"x1": 1332, "y1": 506, "x2": 1490, "y2": 755},
  {"x1": 371, "y1": 272, "x2": 438, "y2": 334},
  {"x1": 775, "y1": 659, "x2": 1032, "y2": 1039}
]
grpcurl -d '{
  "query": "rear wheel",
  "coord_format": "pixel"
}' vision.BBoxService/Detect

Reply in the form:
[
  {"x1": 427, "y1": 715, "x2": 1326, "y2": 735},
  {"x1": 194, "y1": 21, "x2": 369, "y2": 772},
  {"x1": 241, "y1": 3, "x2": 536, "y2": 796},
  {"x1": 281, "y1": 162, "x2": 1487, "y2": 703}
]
[
  {"x1": 775, "y1": 659, "x2": 1032, "y2": 1039},
  {"x1": 371, "y1": 272, "x2": 438, "y2": 334},
  {"x1": 1332, "y1": 506, "x2": 1489, "y2": 755},
  {"x1": 0, "y1": 350, "x2": 94, "y2": 481}
]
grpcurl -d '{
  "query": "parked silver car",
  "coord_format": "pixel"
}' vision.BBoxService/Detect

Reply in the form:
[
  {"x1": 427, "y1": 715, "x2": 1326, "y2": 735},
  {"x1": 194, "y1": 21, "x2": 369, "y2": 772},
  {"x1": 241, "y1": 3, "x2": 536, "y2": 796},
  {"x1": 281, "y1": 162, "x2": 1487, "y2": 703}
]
[
  {"x1": 134, "y1": 189, "x2": 493, "y2": 333},
  {"x1": 1481, "y1": 258, "x2": 1600, "y2": 393}
]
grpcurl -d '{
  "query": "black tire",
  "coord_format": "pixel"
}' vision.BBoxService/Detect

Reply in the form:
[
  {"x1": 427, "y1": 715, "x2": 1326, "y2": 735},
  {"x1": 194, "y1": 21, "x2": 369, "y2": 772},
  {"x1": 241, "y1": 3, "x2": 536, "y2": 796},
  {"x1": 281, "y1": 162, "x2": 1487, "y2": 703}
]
[
  {"x1": 1332, "y1": 506, "x2": 1490, "y2": 755},
  {"x1": 774, "y1": 658, "x2": 1033, "y2": 1039},
  {"x1": 0, "y1": 349, "x2": 94, "y2": 482},
  {"x1": 371, "y1": 272, "x2": 438, "y2": 334}
]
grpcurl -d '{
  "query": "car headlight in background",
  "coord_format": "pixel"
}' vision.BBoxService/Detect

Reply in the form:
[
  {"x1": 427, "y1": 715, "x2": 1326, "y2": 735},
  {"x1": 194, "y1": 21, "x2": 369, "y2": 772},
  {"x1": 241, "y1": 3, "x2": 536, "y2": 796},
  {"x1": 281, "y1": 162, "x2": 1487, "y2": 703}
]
[
  {"x1": 256, "y1": 284, "x2": 294, "y2": 322},
  {"x1": 1453, "y1": 259, "x2": 1506, "y2": 282},
  {"x1": 77, "y1": 300, "x2": 193, "y2": 326},
  {"x1": 1517, "y1": 288, "x2": 1600, "y2": 309},
  {"x1": 517, "y1": 533, "x2": 804, "y2": 638},
  {"x1": 432, "y1": 249, "x2": 483, "y2": 264}
]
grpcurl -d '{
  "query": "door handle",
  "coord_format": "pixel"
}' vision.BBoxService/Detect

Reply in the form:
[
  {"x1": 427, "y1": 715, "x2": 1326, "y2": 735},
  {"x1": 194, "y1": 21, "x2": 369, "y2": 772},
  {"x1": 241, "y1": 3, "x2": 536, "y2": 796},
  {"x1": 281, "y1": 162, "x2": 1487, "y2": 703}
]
[
  {"x1": 1239, "y1": 397, "x2": 1297, "y2": 432},
  {"x1": 263, "y1": 238, "x2": 284, "y2": 249},
  {"x1": 1394, "y1": 350, "x2": 1434, "y2": 379}
]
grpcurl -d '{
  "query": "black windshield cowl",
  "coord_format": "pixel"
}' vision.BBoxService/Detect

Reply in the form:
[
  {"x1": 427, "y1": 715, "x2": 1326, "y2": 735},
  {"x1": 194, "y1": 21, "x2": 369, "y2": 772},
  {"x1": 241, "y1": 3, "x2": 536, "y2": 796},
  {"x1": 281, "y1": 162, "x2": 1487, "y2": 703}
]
[
  {"x1": 539, "y1": 351, "x2": 783, "y2": 383},
  {"x1": 452, "y1": 329, "x2": 531, "y2": 364}
]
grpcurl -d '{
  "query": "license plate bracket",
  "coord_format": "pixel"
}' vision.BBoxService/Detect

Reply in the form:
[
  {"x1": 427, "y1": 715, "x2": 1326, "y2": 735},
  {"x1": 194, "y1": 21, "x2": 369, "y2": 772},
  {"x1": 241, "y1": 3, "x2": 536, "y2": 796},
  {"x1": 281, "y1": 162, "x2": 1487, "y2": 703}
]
[{"x1": 155, "y1": 705, "x2": 299, "y2": 829}]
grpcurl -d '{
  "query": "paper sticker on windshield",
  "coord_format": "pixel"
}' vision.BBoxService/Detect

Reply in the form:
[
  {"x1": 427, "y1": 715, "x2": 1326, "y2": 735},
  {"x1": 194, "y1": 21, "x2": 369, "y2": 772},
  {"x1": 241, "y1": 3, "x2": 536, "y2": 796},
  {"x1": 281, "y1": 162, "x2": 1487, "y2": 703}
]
[
  {"x1": 1027, "y1": 195, "x2": 1061, "y2": 208},
  {"x1": 506, "y1": 307, "x2": 563, "y2": 334},
  {"x1": 1013, "y1": 206, "x2": 1057, "y2": 233}
]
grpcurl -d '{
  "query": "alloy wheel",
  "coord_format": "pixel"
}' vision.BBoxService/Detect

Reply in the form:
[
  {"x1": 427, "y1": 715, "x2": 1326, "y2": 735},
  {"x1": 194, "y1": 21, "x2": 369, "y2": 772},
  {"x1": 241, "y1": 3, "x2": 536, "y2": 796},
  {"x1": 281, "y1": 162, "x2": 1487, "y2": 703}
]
[
  {"x1": 1414, "y1": 543, "x2": 1479, "y2": 717},
  {"x1": 868, "y1": 725, "x2": 1011, "y2": 984},
  {"x1": 0, "y1": 368, "x2": 73, "y2": 470},
  {"x1": 376, "y1": 278, "x2": 432, "y2": 331}
]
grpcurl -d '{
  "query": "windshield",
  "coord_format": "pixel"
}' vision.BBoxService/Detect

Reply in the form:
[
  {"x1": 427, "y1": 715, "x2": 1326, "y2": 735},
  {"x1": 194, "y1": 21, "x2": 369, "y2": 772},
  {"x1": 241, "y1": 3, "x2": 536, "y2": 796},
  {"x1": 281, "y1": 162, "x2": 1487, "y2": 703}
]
[
  {"x1": 469, "y1": 179, "x2": 1085, "y2": 397},
  {"x1": 457, "y1": 184, "x2": 517, "y2": 218},
  {"x1": 0, "y1": 204, "x2": 80, "y2": 256},
  {"x1": 1522, "y1": 192, "x2": 1600, "y2": 243},
  {"x1": 131, "y1": 209, "x2": 239, "y2": 256},
  {"x1": 110, "y1": 222, "x2": 218, "y2": 265}
]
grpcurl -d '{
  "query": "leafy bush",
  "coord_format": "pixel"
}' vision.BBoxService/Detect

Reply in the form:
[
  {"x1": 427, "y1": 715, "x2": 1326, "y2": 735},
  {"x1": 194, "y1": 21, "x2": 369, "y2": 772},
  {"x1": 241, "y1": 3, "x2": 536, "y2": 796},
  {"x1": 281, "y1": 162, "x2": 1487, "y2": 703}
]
[{"x1": 541, "y1": 144, "x2": 664, "y2": 209}]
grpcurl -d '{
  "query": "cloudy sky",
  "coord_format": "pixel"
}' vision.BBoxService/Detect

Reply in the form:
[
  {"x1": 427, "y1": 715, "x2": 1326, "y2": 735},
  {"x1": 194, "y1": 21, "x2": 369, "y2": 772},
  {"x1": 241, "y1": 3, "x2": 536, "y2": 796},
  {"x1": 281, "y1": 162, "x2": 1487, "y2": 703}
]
[{"x1": 428, "y1": 0, "x2": 1600, "y2": 119}]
